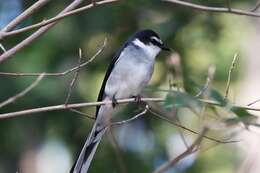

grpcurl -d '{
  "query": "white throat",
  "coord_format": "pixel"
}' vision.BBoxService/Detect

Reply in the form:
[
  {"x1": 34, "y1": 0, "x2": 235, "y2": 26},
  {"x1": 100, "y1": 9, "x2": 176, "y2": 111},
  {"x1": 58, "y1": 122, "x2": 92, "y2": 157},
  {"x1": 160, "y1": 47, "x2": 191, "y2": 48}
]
[{"x1": 133, "y1": 39, "x2": 161, "y2": 59}]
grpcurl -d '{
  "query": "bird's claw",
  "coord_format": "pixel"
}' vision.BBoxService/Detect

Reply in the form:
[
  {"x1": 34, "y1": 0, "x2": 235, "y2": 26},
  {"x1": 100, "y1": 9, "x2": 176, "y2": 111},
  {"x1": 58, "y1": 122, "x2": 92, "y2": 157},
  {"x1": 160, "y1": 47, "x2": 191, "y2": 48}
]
[
  {"x1": 133, "y1": 95, "x2": 142, "y2": 104},
  {"x1": 112, "y1": 97, "x2": 118, "y2": 108}
]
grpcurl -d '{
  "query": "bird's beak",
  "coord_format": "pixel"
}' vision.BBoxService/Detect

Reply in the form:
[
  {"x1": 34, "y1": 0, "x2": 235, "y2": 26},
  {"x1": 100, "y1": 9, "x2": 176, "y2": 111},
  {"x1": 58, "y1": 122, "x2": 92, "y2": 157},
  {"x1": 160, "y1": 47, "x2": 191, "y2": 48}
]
[{"x1": 160, "y1": 43, "x2": 171, "y2": 51}]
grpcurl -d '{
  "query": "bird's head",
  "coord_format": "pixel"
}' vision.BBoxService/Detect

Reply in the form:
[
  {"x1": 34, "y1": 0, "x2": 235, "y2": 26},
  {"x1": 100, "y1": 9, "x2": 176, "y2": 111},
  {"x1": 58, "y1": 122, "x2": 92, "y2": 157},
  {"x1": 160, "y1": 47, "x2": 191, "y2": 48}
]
[{"x1": 130, "y1": 29, "x2": 170, "y2": 58}]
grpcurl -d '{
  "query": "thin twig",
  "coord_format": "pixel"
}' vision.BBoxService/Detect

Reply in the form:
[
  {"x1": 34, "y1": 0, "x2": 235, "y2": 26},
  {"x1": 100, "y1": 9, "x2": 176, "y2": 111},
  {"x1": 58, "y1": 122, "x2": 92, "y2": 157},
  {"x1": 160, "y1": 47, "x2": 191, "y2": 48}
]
[
  {"x1": 251, "y1": 1, "x2": 260, "y2": 12},
  {"x1": 247, "y1": 99, "x2": 260, "y2": 106},
  {"x1": 69, "y1": 108, "x2": 95, "y2": 120},
  {"x1": 151, "y1": 128, "x2": 208, "y2": 173},
  {"x1": 195, "y1": 65, "x2": 216, "y2": 98},
  {"x1": 65, "y1": 48, "x2": 83, "y2": 105},
  {"x1": 0, "y1": 74, "x2": 45, "y2": 108},
  {"x1": 112, "y1": 105, "x2": 149, "y2": 126},
  {"x1": 175, "y1": 114, "x2": 189, "y2": 148},
  {"x1": 107, "y1": 128, "x2": 129, "y2": 173},
  {"x1": 224, "y1": 53, "x2": 238, "y2": 100},
  {"x1": 0, "y1": 39, "x2": 106, "y2": 77},
  {"x1": 148, "y1": 108, "x2": 238, "y2": 144},
  {"x1": 162, "y1": 0, "x2": 260, "y2": 17},
  {"x1": 1, "y1": 0, "x2": 50, "y2": 33}
]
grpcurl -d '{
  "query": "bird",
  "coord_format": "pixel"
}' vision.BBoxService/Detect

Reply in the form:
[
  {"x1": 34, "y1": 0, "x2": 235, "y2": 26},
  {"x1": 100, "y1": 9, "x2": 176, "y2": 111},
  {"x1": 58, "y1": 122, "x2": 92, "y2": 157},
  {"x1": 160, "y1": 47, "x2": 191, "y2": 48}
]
[{"x1": 70, "y1": 29, "x2": 170, "y2": 173}]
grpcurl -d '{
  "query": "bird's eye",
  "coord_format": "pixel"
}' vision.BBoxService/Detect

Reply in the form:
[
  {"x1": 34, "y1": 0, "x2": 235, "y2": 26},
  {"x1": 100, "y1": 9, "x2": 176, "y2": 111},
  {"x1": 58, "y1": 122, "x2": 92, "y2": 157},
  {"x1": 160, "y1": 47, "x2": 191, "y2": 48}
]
[{"x1": 150, "y1": 36, "x2": 163, "y2": 46}]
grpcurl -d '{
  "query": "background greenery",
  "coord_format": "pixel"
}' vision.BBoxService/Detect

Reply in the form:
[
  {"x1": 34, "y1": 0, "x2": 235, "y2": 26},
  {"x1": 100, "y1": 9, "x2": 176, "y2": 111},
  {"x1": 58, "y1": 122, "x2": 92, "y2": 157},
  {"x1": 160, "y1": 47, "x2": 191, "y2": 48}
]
[{"x1": 0, "y1": 0, "x2": 257, "y2": 173}]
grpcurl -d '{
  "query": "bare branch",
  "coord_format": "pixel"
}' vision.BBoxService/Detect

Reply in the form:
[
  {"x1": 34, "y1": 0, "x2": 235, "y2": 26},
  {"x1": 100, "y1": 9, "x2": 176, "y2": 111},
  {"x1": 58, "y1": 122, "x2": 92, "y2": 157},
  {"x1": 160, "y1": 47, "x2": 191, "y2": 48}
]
[
  {"x1": 0, "y1": 0, "x2": 112, "y2": 63},
  {"x1": 163, "y1": 0, "x2": 260, "y2": 17},
  {"x1": 224, "y1": 53, "x2": 238, "y2": 100},
  {"x1": 1, "y1": 0, "x2": 50, "y2": 33},
  {"x1": 0, "y1": 74, "x2": 45, "y2": 108},
  {"x1": 0, "y1": 0, "x2": 83, "y2": 63},
  {"x1": 0, "y1": 0, "x2": 118, "y2": 40},
  {"x1": 0, "y1": 39, "x2": 106, "y2": 77},
  {"x1": 152, "y1": 128, "x2": 208, "y2": 173},
  {"x1": 1, "y1": 94, "x2": 260, "y2": 120}
]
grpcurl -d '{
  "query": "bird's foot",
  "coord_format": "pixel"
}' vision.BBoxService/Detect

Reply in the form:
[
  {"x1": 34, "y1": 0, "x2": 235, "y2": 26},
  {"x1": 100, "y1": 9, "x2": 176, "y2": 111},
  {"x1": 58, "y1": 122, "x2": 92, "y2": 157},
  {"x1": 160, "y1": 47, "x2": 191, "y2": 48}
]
[
  {"x1": 132, "y1": 95, "x2": 142, "y2": 104},
  {"x1": 112, "y1": 96, "x2": 118, "y2": 108}
]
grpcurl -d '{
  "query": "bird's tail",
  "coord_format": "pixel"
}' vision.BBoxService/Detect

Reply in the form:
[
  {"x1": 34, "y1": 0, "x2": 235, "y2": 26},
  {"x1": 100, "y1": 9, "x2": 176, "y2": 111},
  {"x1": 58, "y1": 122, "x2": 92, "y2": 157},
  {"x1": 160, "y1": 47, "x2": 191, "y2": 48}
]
[
  {"x1": 70, "y1": 103, "x2": 112, "y2": 173},
  {"x1": 70, "y1": 121, "x2": 107, "y2": 173}
]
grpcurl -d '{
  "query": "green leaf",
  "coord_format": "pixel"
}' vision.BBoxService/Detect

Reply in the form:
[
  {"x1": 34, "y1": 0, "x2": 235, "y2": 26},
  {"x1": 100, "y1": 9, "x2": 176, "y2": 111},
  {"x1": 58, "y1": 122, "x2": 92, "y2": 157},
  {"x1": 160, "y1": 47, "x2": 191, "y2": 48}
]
[
  {"x1": 209, "y1": 89, "x2": 227, "y2": 106},
  {"x1": 164, "y1": 91, "x2": 202, "y2": 111},
  {"x1": 230, "y1": 106, "x2": 253, "y2": 118},
  {"x1": 227, "y1": 106, "x2": 258, "y2": 125}
]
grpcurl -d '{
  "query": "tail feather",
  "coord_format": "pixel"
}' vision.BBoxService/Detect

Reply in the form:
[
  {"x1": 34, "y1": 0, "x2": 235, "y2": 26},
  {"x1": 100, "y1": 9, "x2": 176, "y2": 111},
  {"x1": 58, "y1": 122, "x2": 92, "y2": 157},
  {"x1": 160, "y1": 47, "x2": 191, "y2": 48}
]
[
  {"x1": 71, "y1": 101, "x2": 113, "y2": 173},
  {"x1": 70, "y1": 122, "x2": 107, "y2": 173}
]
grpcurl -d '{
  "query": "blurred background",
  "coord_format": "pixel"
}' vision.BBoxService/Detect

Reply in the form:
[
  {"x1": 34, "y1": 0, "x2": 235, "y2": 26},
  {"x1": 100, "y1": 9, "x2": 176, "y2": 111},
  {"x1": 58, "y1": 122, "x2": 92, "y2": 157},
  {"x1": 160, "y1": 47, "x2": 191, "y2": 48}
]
[{"x1": 1, "y1": 0, "x2": 260, "y2": 173}]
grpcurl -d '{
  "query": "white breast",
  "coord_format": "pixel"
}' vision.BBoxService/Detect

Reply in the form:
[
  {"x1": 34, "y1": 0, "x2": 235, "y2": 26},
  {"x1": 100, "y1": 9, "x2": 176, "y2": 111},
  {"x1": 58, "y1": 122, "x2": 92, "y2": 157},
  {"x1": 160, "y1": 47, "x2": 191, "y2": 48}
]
[{"x1": 104, "y1": 44, "x2": 155, "y2": 99}]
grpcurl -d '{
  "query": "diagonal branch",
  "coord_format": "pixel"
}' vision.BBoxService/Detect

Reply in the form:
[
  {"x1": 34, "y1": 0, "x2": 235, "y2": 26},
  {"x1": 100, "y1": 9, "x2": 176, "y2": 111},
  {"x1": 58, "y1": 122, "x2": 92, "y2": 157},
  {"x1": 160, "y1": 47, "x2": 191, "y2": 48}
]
[
  {"x1": 1, "y1": 0, "x2": 50, "y2": 33},
  {"x1": 163, "y1": 0, "x2": 260, "y2": 17},
  {"x1": 0, "y1": 0, "x2": 118, "y2": 40},
  {"x1": 0, "y1": 0, "x2": 112, "y2": 63},
  {"x1": 251, "y1": 0, "x2": 260, "y2": 12},
  {"x1": 0, "y1": 0, "x2": 84, "y2": 63}
]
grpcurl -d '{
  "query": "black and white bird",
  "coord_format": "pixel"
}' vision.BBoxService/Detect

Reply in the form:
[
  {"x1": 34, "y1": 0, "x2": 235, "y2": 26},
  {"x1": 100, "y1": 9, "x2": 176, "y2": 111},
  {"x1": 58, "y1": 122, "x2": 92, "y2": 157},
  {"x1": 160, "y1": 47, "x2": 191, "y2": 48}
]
[{"x1": 70, "y1": 29, "x2": 170, "y2": 173}]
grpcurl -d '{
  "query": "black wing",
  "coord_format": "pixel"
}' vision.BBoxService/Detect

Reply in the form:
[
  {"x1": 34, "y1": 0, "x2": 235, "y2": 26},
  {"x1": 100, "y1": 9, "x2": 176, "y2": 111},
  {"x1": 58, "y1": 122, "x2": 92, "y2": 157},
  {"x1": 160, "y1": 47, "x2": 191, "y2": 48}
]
[{"x1": 95, "y1": 43, "x2": 128, "y2": 117}]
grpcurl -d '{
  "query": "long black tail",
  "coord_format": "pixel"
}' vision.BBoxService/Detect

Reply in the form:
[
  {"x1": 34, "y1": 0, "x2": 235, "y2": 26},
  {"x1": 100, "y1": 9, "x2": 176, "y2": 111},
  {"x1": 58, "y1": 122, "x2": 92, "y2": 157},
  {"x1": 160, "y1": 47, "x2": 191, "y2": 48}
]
[{"x1": 70, "y1": 121, "x2": 107, "y2": 173}]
